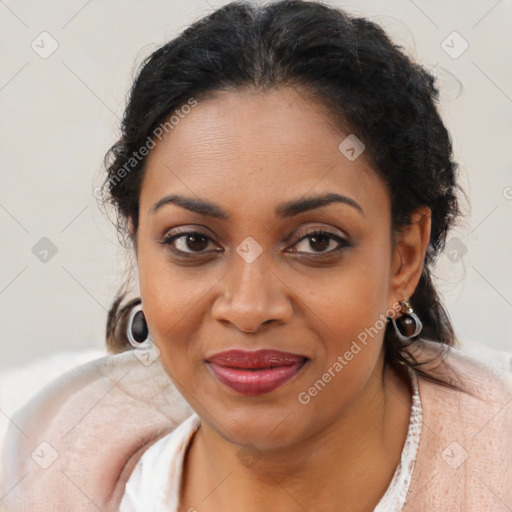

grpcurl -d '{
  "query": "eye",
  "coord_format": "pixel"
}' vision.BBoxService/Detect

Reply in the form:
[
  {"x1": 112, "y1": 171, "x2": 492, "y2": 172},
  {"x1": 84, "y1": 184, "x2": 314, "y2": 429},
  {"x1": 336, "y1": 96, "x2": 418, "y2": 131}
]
[
  {"x1": 160, "y1": 230, "x2": 221, "y2": 255},
  {"x1": 289, "y1": 229, "x2": 350, "y2": 255}
]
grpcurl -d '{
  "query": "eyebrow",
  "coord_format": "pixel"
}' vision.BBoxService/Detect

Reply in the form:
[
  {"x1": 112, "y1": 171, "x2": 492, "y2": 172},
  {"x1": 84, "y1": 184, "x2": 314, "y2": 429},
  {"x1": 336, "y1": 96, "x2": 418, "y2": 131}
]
[{"x1": 150, "y1": 192, "x2": 364, "y2": 219}]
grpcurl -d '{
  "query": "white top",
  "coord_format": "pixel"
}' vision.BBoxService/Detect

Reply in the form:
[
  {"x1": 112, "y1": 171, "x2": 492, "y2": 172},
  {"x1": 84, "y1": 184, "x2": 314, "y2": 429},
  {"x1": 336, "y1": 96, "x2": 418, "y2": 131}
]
[{"x1": 119, "y1": 366, "x2": 422, "y2": 512}]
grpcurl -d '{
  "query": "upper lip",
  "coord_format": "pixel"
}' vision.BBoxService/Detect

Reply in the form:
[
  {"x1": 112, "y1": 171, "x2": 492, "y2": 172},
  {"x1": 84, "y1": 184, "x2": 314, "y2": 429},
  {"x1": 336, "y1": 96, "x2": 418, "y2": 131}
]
[{"x1": 206, "y1": 349, "x2": 308, "y2": 369}]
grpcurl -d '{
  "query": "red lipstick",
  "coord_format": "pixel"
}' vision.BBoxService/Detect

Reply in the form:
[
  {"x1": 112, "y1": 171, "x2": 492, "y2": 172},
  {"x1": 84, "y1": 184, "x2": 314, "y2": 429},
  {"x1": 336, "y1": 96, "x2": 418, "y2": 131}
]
[{"x1": 206, "y1": 349, "x2": 308, "y2": 396}]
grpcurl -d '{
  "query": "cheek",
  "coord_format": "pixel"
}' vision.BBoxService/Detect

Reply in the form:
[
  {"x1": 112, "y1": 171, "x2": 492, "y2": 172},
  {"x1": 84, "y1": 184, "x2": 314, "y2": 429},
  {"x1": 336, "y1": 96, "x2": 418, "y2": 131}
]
[
  {"x1": 293, "y1": 257, "x2": 391, "y2": 428},
  {"x1": 136, "y1": 240, "x2": 213, "y2": 365},
  {"x1": 304, "y1": 237, "x2": 392, "y2": 340},
  {"x1": 296, "y1": 236, "x2": 392, "y2": 392},
  {"x1": 138, "y1": 264, "x2": 212, "y2": 400}
]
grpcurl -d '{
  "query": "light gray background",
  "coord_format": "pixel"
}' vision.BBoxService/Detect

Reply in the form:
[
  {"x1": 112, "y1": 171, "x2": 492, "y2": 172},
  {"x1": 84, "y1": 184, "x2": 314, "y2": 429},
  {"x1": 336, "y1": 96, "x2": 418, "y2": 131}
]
[{"x1": 1, "y1": 0, "x2": 511, "y2": 371}]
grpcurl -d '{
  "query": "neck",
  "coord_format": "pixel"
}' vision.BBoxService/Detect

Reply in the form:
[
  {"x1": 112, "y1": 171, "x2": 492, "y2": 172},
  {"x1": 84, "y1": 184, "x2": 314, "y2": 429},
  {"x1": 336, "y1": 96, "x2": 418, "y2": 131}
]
[{"x1": 181, "y1": 353, "x2": 412, "y2": 512}]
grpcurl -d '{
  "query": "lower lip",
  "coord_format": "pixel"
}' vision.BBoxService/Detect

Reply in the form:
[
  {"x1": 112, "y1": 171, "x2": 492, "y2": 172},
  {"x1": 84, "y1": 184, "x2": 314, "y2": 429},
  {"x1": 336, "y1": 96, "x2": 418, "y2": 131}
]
[{"x1": 207, "y1": 361, "x2": 306, "y2": 396}]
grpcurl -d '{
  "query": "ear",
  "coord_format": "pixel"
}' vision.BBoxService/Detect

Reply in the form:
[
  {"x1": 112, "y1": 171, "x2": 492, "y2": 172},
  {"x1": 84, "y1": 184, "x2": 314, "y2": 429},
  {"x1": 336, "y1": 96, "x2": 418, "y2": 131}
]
[{"x1": 388, "y1": 207, "x2": 431, "y2": 309}]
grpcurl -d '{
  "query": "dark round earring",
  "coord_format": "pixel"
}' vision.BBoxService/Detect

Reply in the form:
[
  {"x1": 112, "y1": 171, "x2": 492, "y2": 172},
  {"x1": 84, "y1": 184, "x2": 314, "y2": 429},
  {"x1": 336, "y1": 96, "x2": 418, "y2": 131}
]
[
  {"x1": 127, "y1": 304, "x2": 150, "y2": 347},
  {"x1": 391, "y1": 299, "x2": 423, "y2": 342}
]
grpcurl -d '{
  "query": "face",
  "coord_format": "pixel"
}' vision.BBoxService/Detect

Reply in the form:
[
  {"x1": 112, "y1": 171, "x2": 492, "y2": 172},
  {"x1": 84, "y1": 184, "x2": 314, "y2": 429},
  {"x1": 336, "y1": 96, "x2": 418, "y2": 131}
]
[{"x1": 135, "y1": 87, "x2": 410, "y2": 450}]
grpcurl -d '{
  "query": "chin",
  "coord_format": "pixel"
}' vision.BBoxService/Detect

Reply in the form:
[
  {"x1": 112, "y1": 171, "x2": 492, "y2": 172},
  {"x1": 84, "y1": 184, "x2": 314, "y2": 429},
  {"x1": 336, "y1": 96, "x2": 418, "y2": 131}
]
[{"x1": 205, "y1": 399, "x2": 309, "y2": 450}]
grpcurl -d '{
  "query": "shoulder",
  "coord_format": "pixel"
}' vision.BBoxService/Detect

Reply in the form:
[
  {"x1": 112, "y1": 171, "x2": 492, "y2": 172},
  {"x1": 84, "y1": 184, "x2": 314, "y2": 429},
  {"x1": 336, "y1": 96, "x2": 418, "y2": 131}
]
[
  {"x1": 1, "y1": 350, "x2": 194, "y2": 511},
  {"x1": 409, "y1": 338, "x2": 512, "y2": 404},
  {"x1": 404, "y1": 339, "x2": 512, "y2": 511},
  {"x1": 409, "y1": 338, "x2": 512, "y2": 440}
]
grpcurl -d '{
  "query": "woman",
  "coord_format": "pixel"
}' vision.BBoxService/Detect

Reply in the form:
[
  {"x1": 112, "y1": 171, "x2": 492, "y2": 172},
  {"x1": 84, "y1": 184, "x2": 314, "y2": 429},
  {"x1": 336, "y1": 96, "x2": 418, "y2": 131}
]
[{"x1": 2, "y1": 1, "x2": 511, "y2": 511}]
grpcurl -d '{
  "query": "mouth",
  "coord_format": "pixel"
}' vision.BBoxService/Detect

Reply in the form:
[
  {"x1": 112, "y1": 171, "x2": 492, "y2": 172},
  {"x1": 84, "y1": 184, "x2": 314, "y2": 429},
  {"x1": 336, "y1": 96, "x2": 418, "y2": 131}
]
[{"x1": 205, "y1": 349, "x2": 309, "y2": 396}]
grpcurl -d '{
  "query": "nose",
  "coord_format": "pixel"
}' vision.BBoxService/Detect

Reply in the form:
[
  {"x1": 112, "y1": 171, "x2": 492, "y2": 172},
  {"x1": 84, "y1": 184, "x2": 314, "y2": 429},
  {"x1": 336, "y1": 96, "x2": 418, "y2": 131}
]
[{"x1": 211, "y1": 253, "x2": 293, "y2": 333}]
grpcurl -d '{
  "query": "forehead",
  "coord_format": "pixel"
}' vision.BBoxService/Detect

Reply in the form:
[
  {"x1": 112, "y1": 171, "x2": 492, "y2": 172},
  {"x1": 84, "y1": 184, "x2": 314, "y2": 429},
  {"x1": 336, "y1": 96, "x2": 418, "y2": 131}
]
[{"x1": 140, "y1": 87, "x2": 388, "y2": 218}]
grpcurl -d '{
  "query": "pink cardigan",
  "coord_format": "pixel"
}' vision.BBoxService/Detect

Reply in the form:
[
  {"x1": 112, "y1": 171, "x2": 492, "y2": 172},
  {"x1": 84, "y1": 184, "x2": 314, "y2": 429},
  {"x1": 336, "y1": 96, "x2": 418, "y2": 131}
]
[{"x1": 2, "y1": 339, "x2": 511, "y2": 511}]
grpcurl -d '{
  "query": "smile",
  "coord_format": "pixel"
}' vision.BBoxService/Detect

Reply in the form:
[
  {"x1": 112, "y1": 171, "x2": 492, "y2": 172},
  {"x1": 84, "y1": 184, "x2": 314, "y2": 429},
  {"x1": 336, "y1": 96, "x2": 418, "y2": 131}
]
[{"x1": 205, "y1": 349, "x2": 309, "y2": 396}]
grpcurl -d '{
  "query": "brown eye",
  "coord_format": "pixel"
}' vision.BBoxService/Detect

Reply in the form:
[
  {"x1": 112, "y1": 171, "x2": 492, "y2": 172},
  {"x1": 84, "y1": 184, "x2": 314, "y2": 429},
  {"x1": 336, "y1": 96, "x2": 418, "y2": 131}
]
[
  {"x1": 181, "y1": 233, "x2": 209, "y2": 252},
  {"x1": 161, "y1": 231, "x2": 219, "y2": 254},
  {"x1": 308, "y1": 233, "x2": 331, "y2": 252},
  {"x1": 291, "y1": 229, "x2": 350, "y2": 255}
]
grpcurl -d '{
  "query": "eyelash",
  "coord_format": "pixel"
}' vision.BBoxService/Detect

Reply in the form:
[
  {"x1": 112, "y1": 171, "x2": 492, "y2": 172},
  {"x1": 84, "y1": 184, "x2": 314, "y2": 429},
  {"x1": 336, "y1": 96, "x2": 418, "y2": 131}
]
[
  {"x1": 292, "y1": 229, "x2": 350, "y2": 255},
  {"x1": 159, "y1": 228, "x2": 350, "y2": 257}
]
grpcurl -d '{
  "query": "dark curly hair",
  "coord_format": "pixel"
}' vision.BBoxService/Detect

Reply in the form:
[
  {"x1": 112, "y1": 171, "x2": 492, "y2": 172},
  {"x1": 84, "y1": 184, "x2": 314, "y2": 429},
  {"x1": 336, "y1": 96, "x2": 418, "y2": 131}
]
[{"x1": 101, "y1": 0, "x2": 464, "y2": 391}]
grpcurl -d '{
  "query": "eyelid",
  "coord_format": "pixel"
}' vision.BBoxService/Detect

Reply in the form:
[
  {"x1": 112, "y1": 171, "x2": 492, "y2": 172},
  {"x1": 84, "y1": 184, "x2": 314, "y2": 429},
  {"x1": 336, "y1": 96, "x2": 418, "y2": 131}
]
[
  {"x1": 291, "y1": 226, "x2": 348, "y2": 244},
  {"x1": 161, "y1": 225, "x2": 216, "y2": 242}
]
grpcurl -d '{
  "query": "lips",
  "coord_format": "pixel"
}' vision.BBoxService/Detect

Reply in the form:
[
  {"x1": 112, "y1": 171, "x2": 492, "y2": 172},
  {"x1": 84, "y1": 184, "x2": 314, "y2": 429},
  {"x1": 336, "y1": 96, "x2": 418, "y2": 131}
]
[{"x1": 205, "y1": 349, "x2": 308, "y2": 396}]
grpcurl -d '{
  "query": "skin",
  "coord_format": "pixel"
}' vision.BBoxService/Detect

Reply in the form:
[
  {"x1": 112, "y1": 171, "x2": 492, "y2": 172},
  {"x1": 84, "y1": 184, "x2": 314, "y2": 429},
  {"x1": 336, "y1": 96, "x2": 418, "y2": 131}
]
[{"x1": 131, "y1": 86, "x2": 431, "y2": 512}]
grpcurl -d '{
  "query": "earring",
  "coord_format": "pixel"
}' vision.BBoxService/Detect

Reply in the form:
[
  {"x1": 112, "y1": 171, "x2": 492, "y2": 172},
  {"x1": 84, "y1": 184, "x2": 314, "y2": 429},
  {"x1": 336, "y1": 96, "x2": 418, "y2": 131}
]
[
  {"x1": 127, "y1": 303, "x2": 150, "y2": 347},
  {"x1": 391, "y1": 299, "x2": 423, "y2": 342}
]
